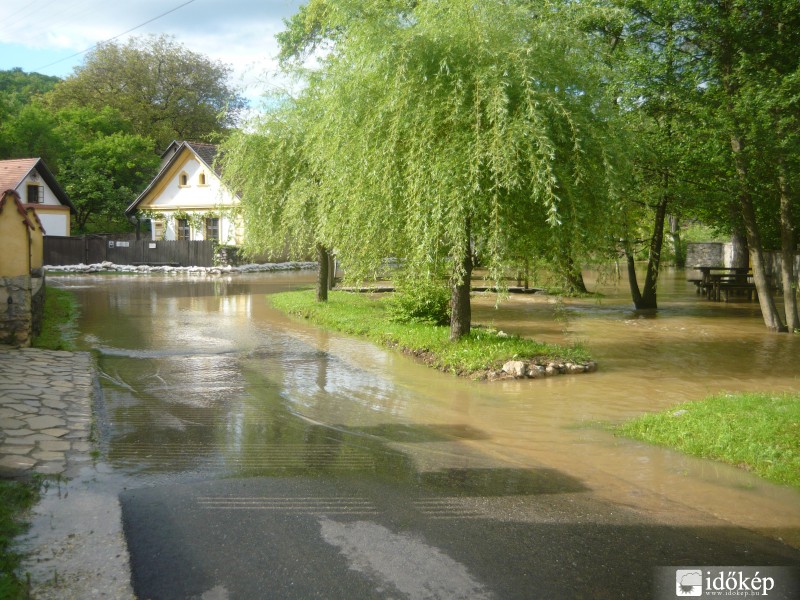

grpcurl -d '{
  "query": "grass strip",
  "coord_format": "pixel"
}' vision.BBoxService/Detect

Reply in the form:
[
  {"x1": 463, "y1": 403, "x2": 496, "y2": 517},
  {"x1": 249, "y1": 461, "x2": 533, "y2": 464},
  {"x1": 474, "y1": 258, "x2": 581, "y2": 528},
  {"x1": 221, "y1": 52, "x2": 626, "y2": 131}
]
[
  {"x1": 33, "y1": 286, "x2": 79, "y2": 351},
  {"x1": 0, "y1": 479, "x2": 39, "y2": 599},
  {"x1": 270, "y1": 290, "x2": 589, "y2": 377},
  {"x1": 616, "y1": 392, "x2": 800, "y2": 489}
]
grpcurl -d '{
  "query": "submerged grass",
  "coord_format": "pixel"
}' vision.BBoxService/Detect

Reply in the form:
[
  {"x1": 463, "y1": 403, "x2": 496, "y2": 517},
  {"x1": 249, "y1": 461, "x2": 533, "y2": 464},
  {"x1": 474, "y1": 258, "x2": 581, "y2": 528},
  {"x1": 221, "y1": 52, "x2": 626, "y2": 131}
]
[
  {"x1": 616, "y1": 392, "x2": 800, "y2": 489},
  {"x1": 32, "y1": 286, "x2": 79, "y2": 351},
  {"x1": 270, "y1": 290, "x2": 590, "y2": 377},
  {"x1": 0, "y1": 479, "x2": 39, "y2": 599}
]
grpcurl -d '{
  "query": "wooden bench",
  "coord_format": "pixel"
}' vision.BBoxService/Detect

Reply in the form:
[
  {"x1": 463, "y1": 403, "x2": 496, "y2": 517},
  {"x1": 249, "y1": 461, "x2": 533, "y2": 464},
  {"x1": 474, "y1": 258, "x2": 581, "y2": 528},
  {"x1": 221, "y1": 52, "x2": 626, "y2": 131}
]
[{"x1": 717, "y1": 282, "x2": 757, "y2": 302}]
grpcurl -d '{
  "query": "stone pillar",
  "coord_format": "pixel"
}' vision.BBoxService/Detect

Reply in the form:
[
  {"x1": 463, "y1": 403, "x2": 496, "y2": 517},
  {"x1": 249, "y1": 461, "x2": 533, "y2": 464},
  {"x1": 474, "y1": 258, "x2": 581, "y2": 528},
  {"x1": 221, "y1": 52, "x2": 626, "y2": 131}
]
[{"x1": 0, "y1": 275, "x2": 34, "y2": 347}]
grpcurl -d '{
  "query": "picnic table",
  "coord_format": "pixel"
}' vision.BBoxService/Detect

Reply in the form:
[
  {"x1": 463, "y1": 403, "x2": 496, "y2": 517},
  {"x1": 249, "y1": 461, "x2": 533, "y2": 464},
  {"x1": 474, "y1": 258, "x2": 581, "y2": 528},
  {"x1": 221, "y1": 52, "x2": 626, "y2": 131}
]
[{"x1": 688, "y1": 266, "x2": 756, "y2": 302}]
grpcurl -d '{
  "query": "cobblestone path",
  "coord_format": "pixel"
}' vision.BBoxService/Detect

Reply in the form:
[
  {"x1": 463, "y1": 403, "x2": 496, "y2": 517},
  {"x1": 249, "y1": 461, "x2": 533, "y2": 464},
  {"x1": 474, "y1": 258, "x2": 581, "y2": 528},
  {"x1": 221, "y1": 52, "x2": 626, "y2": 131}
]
[{"x1": 0, "y1": 347, "x2": 93, "y2": 477}]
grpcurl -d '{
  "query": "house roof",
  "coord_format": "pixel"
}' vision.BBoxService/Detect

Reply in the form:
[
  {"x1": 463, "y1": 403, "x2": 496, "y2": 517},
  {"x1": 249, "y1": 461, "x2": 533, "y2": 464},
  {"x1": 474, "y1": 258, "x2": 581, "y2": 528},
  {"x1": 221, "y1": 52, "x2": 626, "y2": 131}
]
[
  {"x1": 126, "y1": 141, "x2": 229, "y2": 215},
  {"x1": 0, "y1": 158, "x2": 76, "y2": 212}
]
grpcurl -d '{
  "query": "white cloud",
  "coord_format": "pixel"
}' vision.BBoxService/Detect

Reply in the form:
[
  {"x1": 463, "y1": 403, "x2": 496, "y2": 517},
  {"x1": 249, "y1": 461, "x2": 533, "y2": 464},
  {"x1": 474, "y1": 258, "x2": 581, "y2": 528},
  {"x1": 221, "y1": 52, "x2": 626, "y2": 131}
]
[{"x1": 0, "y1": 0, "x2": 305, "y2": 101}]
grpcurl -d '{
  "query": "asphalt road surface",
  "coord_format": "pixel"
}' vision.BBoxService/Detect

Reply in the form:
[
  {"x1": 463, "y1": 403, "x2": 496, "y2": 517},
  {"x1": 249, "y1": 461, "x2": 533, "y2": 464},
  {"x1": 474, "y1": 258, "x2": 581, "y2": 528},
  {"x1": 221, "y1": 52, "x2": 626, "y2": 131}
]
[{"x1": 121, "y1": 474, "x2": 800, "y2": 600}]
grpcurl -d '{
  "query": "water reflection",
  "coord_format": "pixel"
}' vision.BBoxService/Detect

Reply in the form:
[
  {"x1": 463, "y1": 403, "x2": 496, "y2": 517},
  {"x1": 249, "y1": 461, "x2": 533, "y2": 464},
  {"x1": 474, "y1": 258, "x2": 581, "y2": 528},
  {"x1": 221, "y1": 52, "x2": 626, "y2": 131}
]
[{"x1": 53, "y1": 269, "x2": 800, "y2": 544}]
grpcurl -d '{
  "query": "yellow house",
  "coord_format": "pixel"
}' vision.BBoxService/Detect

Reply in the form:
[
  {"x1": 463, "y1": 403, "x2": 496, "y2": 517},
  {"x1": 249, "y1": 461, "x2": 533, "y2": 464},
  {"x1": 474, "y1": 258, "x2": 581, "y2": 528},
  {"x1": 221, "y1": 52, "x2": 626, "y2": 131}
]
[
  {"x1": 0, "y1": 158, "x2": 74, "y2": 236},
  {"x1": 1, "y1": 189, "x2": 46, "y2": 347},
  {"x1": 0, "y1": 189, "x2": 36, "y2": 277}
]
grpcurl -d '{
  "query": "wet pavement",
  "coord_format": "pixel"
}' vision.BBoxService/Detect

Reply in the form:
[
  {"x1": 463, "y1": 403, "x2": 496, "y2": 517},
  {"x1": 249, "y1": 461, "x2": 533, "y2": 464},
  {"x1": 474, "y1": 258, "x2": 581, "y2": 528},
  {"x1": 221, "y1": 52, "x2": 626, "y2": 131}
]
[{"x1": 0, "y1": 347, "x2": 93, "y2": 477}]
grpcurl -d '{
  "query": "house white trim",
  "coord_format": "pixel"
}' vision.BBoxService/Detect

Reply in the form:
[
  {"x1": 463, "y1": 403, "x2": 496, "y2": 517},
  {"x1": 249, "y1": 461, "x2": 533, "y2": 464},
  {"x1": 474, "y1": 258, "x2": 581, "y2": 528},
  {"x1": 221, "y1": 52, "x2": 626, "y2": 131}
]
[{"x1": 126, "y1": 142, "x2": 242, "y2": 244}]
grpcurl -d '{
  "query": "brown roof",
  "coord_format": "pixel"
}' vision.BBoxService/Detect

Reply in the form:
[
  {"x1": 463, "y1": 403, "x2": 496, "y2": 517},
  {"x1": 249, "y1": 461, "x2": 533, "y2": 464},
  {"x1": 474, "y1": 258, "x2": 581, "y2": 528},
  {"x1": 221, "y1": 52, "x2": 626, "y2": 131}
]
[
  {"x1": 186, "y1": 142, "x2": 221, "y2": 176},
  {"x1": 0, "y1": 158, "x2": 38, "y2": 192},
  {"x1": 127, "y1": 141, "x2": 229, "y2": 215},
  {"x1": 0, "y1": 158, "x2": 75, "y2": 211}
]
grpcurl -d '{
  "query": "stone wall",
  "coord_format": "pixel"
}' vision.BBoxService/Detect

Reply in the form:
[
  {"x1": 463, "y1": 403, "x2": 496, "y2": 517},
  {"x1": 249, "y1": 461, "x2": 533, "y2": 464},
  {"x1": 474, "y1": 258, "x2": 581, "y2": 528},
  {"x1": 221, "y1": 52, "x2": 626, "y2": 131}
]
[
  {"x1": 0, "y1": 275, "x2": 36, "y2": 347},
  {"x1": 687, "y1": 242, "x2": 800, "y2": 288},
  {"x1": 685, "y1": 242, "x2": 725, "y2": 268}
]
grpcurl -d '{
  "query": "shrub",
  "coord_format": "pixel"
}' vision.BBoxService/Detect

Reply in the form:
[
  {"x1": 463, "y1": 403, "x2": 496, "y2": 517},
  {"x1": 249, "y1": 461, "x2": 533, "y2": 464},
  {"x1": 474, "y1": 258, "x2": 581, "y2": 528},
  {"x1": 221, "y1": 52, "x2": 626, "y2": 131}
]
[{"x1": 388, "y1": 280, "x2": 451, "y2": 325}]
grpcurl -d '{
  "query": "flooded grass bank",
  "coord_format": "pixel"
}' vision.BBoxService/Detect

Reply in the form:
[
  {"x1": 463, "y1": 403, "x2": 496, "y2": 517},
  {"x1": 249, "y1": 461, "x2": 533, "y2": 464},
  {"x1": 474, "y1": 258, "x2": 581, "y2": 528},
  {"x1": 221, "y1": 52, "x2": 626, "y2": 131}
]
[
  {"x1": 616, "y1": 392, "x2": 800, "y2": 489},
  {"x1": 269, "y1": 290, "x2": 591, "y2": 378},
  {"x1": 0, "y1": 479, "x2": 39, "y2": 599}
]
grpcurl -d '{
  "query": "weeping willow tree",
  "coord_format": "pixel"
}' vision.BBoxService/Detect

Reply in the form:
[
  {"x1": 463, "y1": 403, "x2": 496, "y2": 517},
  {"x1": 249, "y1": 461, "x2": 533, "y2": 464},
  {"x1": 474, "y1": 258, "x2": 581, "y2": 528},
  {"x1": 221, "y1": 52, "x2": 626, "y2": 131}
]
[
  {"x1": 297, "y1": 0, "x2": 624, "y2": 339},
  {"x1": 218, "y1": 96, "x2": 335, "y2": 301}
]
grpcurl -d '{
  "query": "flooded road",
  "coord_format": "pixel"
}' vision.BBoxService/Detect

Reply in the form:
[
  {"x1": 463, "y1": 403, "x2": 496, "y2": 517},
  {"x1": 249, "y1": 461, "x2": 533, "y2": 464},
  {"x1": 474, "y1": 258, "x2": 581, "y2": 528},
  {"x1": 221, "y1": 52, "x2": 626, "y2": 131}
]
[{"x1": 55, "y1": 268, "x2": 800, "y2": 560}]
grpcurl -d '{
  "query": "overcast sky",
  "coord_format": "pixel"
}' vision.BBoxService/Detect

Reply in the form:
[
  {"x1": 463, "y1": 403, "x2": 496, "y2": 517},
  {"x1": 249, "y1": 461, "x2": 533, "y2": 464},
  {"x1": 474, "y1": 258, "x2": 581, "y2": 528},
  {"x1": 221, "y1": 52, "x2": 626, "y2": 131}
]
[{"x1": 0, "y1": 0, "x2": 305, "y2": 103}]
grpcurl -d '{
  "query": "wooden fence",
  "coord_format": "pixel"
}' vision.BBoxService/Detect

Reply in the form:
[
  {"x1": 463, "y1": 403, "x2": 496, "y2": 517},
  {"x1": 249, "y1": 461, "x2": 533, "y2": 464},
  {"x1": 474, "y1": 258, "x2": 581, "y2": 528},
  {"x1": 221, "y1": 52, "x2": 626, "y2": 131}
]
[{"x1": 44, "y1": 236, "x2": 216, "y2": 267}]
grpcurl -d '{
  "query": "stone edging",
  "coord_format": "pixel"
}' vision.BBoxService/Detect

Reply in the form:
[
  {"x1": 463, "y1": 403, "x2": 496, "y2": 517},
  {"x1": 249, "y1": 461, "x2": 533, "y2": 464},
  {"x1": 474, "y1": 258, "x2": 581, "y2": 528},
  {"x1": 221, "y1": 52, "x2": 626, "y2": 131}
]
[{"x1": 495, "y1": 359, "x2": 598, "y2": 380}]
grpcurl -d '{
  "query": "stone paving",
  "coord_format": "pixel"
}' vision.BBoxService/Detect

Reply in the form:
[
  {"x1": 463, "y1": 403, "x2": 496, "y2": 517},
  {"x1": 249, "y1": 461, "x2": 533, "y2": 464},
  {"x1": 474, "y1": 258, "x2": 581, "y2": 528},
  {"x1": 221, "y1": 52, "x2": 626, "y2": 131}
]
[{"x1": 0, "y1": 347, "x2": 93, "y2": 477}]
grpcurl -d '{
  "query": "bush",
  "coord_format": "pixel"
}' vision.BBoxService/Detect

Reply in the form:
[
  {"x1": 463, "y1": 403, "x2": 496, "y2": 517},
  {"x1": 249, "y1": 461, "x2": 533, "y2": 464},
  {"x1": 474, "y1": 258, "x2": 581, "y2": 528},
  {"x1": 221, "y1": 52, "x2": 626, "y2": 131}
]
[{"x1": 388, "y1": 280, "x2": 451, "y2": 325}]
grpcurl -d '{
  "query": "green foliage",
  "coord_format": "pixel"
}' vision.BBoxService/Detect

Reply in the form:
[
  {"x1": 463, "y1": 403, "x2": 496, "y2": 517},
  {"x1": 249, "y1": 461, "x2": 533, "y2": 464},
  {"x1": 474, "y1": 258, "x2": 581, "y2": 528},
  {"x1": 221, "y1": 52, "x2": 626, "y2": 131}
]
[
  {"x1": 0, "y1": 68, "x2": 60, "y2": 158},
  {"x1": 388, "y1": 278, "x2": 451, "y2": 326},
  {"x1": 0, "y1": 102, "x2": 61, "y2": 163},
  {"x1": 46, "y1": 34, "x2": 245, "y2": 149},
  {"x1": 0, "y1": 479, "x2": 39, "y2": 599},
  {"x1": 219, "y1": 97, "x2": 321, "y2": 261},
  {"x1": 261, "y1": 0, "x2": 627, "y2": 336},
  {"x1": 270, "y1": 290, "x2": 590, "y2": 376},
  {"x1": 617, "y1": 392, "x2": 800, "y2": 489},
  {"x1": 33, "y1": 286, "x2": 79, "y2": 351},
  {"x1": 59, "y1": 128, "x2": 158, "y2": 232}
]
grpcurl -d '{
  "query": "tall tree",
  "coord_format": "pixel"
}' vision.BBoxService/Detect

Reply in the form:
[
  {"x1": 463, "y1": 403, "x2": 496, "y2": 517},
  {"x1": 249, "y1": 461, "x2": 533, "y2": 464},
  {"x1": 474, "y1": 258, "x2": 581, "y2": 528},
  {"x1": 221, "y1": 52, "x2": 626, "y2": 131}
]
[
  {"x1": 586, "y1": 0, "x2": 701, "y2": 310},
  {"x1": 219, "y1": 96, "x2": 333, "y2": 301},
  {"x1": 290, "y1": 0, "x2": 622, "y2": 339},
  {"x1": 46, "y1": 35, "x2": 246, "y2": 149},
  {"x1": 687, "y1": 0, "x2": 800, "y2": 332}
]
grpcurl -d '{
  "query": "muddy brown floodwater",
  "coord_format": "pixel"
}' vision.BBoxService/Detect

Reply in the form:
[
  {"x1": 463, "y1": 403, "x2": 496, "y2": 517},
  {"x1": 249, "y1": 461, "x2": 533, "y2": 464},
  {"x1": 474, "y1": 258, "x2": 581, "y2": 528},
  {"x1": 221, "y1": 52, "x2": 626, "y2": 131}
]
[{"x1": 56, "y1": 268, "x2": 800, "y2": 550}]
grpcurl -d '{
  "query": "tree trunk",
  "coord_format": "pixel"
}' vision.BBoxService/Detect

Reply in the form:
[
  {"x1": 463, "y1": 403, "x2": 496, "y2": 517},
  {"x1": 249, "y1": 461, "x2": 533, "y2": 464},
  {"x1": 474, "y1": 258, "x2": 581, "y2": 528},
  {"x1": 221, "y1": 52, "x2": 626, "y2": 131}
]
[
  {"x1": 778, "y1": 167, "x2": 799, "y2": 330},
  {"x1": 729, "y1": 207, "x2": 749, "y2": 270},
  {"x1": 668, "y1": 215, "x2": 684, "y2": 267},
  {"x1": 731, "y1": 135, "x2": 786, "y2": 331},
  {"x1": 316, "y1": 244, "x2": 329, "y2": 302},
  {"x1": 327, "y1": 253, "x2": 337, "y2": 290},
  {"x1": 449, "y1": 222, "x2": 472, "y2": 341},
  {"x1": 564, "y1": 256, "x2": 588, "y2": 294},
  {"x1": 639, "y1": 193, "x2": 668, "y2": 309},
  {"x1": 624, "y1": 245, "x2": 643, "y2": 308}
]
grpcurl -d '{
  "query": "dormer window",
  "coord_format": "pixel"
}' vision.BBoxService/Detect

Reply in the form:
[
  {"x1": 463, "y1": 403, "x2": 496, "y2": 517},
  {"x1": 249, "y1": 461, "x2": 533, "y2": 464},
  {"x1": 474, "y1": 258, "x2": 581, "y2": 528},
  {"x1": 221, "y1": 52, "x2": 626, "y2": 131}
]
[{"x1": 179, "y1": 172, "x2": 189, "y2": 187}]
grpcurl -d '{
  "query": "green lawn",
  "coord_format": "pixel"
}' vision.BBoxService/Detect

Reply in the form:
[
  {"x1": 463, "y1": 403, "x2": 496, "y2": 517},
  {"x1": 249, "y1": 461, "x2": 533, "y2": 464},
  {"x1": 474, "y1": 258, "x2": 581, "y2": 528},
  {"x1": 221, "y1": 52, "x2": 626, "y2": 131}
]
[
  {"x1": 32, "y1": 286, "x2": 79, "y2": 351},
  {"x1": 616, "y1": 392, "x2": 800, "y2": 489},
  {"x1": 269, "y1": 290, "x2": 590, "y2": 377}
]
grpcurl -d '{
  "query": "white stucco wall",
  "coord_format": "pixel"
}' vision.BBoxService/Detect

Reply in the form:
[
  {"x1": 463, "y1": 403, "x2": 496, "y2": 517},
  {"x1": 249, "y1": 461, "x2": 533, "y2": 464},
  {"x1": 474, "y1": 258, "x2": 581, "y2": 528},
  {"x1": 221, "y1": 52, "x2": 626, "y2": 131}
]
[
  {"x1": 15, "y1": 169, "x2": 70, "y2": 236},
  {"x1": 147, "y1": 157, "x2": 237, "y2": 212},
  {"x1": 145, "y1": 155, "x2": 239, "y2": 244},
  {"x1": 36, "y1": 213, "x2": 68, "y2": 237}
]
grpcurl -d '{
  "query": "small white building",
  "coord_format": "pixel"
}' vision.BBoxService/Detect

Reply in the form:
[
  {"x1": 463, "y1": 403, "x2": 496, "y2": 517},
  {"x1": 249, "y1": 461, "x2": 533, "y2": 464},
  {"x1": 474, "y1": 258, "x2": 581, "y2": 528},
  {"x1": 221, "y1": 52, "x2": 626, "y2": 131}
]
[
  {"x1": 0, "y1": 158, "x2": 74, "y2": 236},
  {"x1": 125, "y1": 141, "x2": 241, "y2": 244}
]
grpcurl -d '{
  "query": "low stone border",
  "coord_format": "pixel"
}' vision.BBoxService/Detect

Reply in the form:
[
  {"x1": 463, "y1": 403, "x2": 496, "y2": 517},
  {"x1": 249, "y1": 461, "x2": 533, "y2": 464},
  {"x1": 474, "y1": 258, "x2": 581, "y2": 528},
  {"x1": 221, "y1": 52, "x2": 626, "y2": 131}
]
[
  {"x1": 491, "y1": 359, "x2": 598, "y2": 380},
  {"x1": 44, "y1": 261, "x2": 318, "y2": 275}
]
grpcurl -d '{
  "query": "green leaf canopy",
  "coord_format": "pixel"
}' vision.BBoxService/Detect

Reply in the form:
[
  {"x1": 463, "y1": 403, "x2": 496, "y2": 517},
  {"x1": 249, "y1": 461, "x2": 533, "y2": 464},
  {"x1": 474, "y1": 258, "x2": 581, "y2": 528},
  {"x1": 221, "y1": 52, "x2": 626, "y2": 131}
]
[{"x1": 302, "y1": 0, "x2": 623, "y2": 285}]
